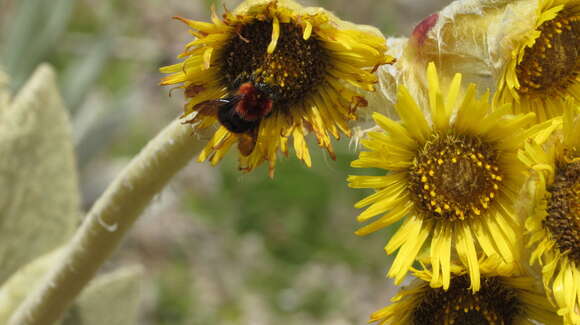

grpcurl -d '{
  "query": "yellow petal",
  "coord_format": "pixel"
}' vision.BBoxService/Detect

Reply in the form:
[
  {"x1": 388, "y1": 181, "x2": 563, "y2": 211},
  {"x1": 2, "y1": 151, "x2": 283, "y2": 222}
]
[
  {"x1": 371, "y1": 112, "x2": 417, "y2": 149},
  {"x1": 267, "y1": 16, "x2": 280, "y2": 54},
  {"x1": 456, "y1": 223, "x2": 480, "y2": 292},
  {"x1": 355, "y1": 202, "x2": 412, "y2": 235},
  {"x1": 388, "y1": 218, "x2": 430, "y2": 284},
  {"x1": 292, "y1": 127, "x2": 312, "y2": 167},
  {"x1": 394, "y1": 86, "x2": 430, "y2": 143},
  {"x1": 303, "y1": 20, "x2": 313, "y2": 40}
]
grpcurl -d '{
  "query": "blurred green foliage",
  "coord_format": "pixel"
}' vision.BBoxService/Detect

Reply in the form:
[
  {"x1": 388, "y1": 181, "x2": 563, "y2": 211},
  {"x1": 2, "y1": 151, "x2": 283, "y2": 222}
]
[{"x1": 191, "y1": 147, "x2": 386, "y2": 267}]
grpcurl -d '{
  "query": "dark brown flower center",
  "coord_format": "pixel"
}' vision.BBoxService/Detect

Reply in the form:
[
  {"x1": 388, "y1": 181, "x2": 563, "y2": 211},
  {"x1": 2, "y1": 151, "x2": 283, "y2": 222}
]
[
  {"x1": 544, "y1": 159, "x2": 580, "y2": 262},
  {"x1": 516, "y1": 12, "x2": 580, "y2": 96},
  {"x1": 412, "y1": 276, "x2": 521, "y2": 325},
  {"x1": 219, "y1": 20, "x2": 328, "y2": 110},
  {"x1": 409, "y1": 134, "x2": 502, "y2": 222}
]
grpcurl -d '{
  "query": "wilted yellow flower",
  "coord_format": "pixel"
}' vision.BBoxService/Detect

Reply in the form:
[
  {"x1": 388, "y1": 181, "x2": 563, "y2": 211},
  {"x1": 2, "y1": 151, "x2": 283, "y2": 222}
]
[
  {"x1": 396, "y1": 0, "x2": 580, "y2": 122},
  {"x1": 349, "y1": 63, "x2": 537, "y2": 292},
  {"x1": 160, "y1": 0, "x2": 392, "y2": 176},
  {"x1": 519, "y1": 105, "x2": 580, "y2": 325},
  {"x1": 369, "y1": 260, "x2": 559, "y2": 325},
  {"x1": 496, "y1": 0, "x2": 580, "y2": 122}
]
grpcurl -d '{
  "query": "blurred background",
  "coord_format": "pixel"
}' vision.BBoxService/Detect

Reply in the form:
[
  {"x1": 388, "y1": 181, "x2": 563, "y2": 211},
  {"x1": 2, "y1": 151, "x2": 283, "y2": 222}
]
[{"x1": 0, "y1": 0, "x2": 450, "y2": 324}]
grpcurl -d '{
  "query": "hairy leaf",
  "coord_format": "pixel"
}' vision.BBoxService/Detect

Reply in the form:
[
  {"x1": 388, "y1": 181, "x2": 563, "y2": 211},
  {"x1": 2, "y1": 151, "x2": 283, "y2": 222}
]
[
  {"x1": 0, "y1": 248, "x2": 66, "y2": 324},
  {"x1": 0, "y1": 249, "x2": 143, "y2": 325},
  {"x1": 63, "y1": 266, "x2": 143, "y2": 325},
  {"x1": 0, "y1": 65, "x2": 80, "y2": 285}
]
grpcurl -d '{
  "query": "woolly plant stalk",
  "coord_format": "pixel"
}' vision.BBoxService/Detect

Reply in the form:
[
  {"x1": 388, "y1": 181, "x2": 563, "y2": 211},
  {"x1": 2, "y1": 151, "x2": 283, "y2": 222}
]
[{"x1": 9, "y1": 118, "x2": 203, "y2": 325}]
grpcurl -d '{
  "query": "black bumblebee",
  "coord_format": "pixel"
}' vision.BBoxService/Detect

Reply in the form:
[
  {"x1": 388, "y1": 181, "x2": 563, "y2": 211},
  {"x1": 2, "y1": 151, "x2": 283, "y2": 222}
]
[{"x1": 192, "y1": 81, "x2": 276, "y2": 155}]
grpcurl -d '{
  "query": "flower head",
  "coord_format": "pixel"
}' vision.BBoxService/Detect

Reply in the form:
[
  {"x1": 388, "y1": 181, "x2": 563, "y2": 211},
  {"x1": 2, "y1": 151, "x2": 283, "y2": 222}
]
[
  {"x1": 519, "y1": 104, "x2": 580, "y2": 324},
  {"x1": 369, "y1": 260, "x2": 559, "y2": 325},
  {"x1": 496, "y1": 0, "x2": 580, "y2": 122},
  {"x1": 349, "y1": 63, "x2": 537, "y2": 292},
  {"x1": 160, "y1": 0, "x2": 392, "y2": 176}
]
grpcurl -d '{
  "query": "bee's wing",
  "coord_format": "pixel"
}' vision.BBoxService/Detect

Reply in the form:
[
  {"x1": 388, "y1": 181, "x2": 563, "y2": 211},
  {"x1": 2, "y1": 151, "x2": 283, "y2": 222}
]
[
  {"x1": 193, "y1": 98, "x2": 234, "y2": 117},
  {"x1": 238, "y1": 128, "x2": 258, "y2": 156}
]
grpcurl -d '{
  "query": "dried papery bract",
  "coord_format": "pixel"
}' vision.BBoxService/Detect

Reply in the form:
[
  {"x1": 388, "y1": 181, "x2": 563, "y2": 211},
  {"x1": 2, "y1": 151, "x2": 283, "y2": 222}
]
[
  {"x1": 352, "y1": 37, "x2": 408, "y2": 147},
  {"x1": 397, "y1": 0, "x2": 580, "y2": 122},
  {"x1": 160, "y1": 0, "x2": 393, "y2": 177},
  {"x1": 388, "y1": 0, "x2": 522, "y2": 114},
  {"x1": 359, "y1": 37, "x2": 408, "y2": 119}
]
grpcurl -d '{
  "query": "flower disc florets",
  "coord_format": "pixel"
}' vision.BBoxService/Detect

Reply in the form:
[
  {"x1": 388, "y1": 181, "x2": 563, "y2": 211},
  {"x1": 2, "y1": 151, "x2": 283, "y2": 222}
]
[
  {"x1": 544, "y1": 159, "x2": 580, "y2": 262},
  {"x1": 410, "y1": 134, "x2": 502, "y2": 222},
  {"x1": 519, "y1": 105, "x2": 580, "y2": 325},
  {"x1": 517, "y1": 12, "x2": 580, "y2": 97},
  {"x1": 368, "y1": 260, "x2": 560, "y2": 325},
  {"x1": 412, "y1": 275, "x2": 520, "y2": 325},
  {"x1": 221, "y1": 20, "x2": 328, "y2": 108},
  {"x1": 497, "y1": 0, "x2": 580, "y2": 121}
]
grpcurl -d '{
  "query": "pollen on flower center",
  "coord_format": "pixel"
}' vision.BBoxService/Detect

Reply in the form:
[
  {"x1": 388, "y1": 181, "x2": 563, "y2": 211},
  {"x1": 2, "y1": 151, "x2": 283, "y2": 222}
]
[
  {"x1": 544, "y1": 159, "x2": 580, "y2": 262},
  {"x1": 409, "y1": 134, "x2": 502, "y2": 221},
  {"x1": 412, "y1": 276, "x2": 521, "y2": 325},
  {"x1": 516, "y1": 12, "x2": 580, "y2": 95},
  {"x1": 220, "y1": 20, "x2": 328, "y2": 110}
]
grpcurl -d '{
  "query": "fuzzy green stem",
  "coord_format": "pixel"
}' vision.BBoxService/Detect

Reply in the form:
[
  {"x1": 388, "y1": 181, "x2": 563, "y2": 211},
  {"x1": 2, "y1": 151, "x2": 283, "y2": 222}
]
[{"x1": 9, "y1": 118, "x2": 203, "y2": 325}]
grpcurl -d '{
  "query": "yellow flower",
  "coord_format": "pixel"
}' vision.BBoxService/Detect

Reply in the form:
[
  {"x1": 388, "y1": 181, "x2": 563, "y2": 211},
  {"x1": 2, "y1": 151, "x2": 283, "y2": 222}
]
[
  {"x1": 369, "y1": 259, "x2": 559, "y2": 325},
  {"x1": 519, "y1": 104, "x2": 580, "y2": 325},
  {"x1": 160, "y1": 0, "x2": 392, "y2": 176},
  {"x1": 496, "y1": 0, "x2": 580, "y2": 122},
  {"x1": 348, "y1": 63, "x2": 537, "y2": 292}
]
